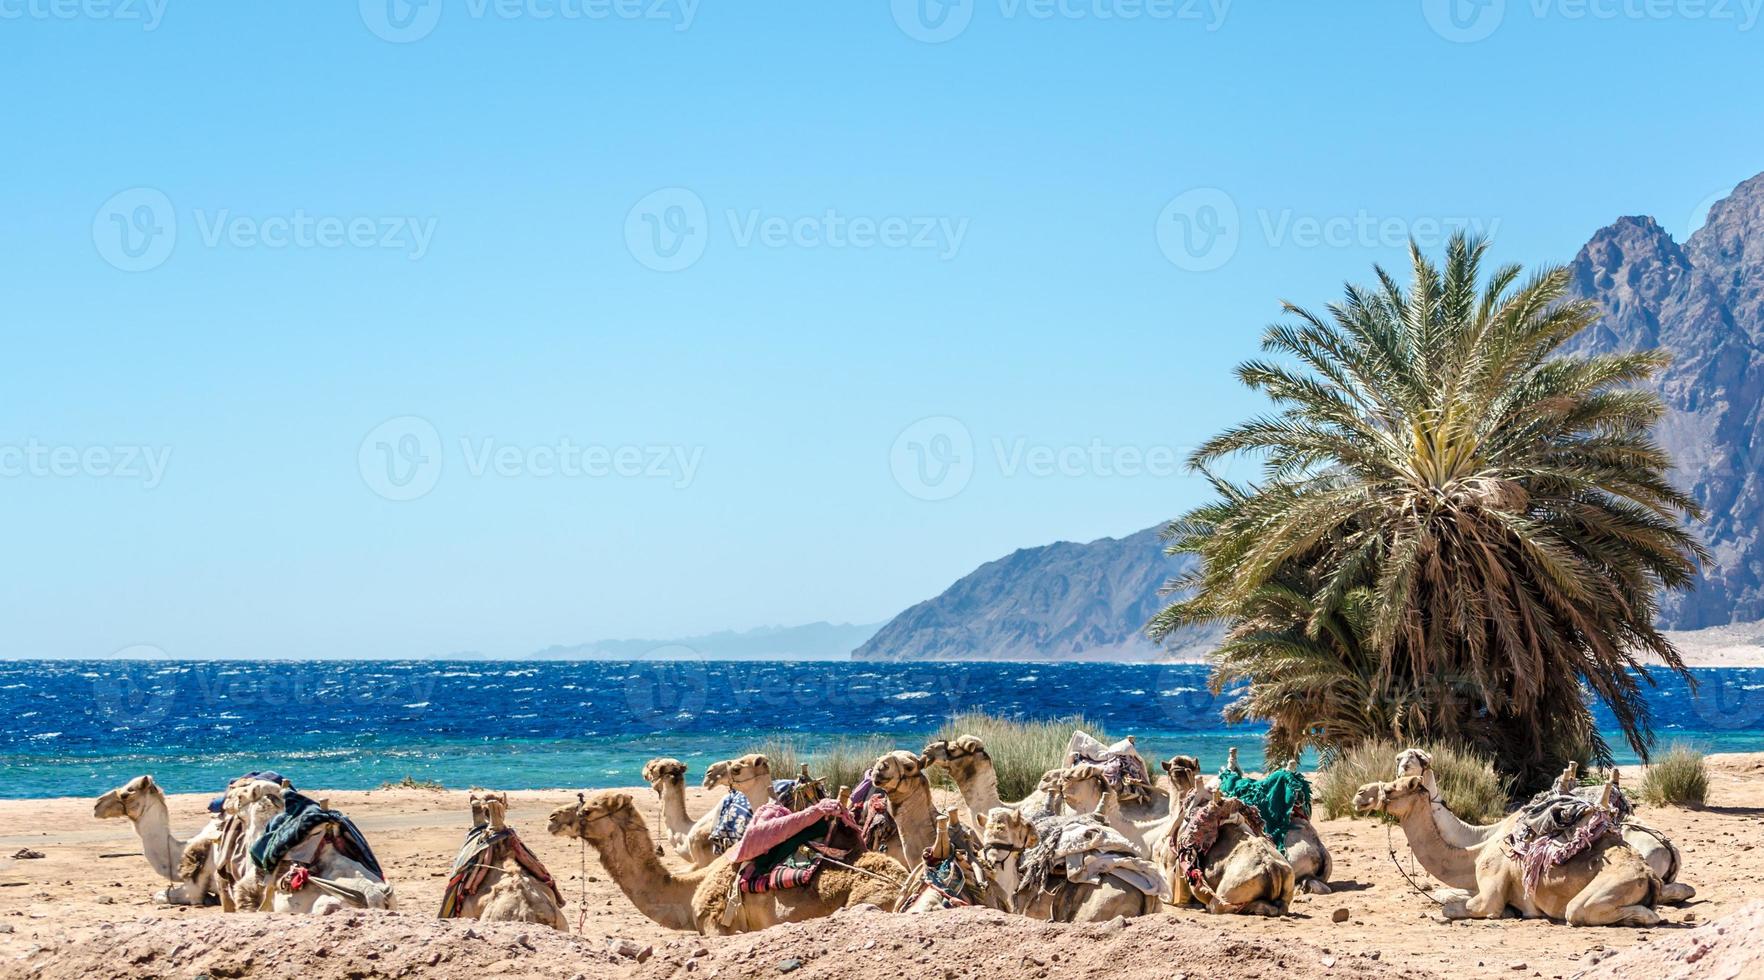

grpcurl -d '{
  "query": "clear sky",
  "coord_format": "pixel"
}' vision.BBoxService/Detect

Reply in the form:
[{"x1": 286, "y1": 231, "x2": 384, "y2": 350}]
[{"x1": 3, "y1": 2, "x2": 1762, "y2": 658}]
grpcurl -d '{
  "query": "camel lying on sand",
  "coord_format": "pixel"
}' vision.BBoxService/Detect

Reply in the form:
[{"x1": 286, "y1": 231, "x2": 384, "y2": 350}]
[
  {"x1": 1355, "y1": 776, "x2": 1662, "y2": 926},
  {"x1": 1058, "y1": 764, "x2": 1163, "y2": 856},
  {"x1": 979, "y1": 804, "x2": 1159, "y2": 921},
  {"x1": 1152, "y1": 777, "x2": 1294, "y2": 916},
  {"x1": 1219, "y1": 749, "x2": 1333, "y2": 895},
  {"x1": 94, "y1": 775, "x2": 219, "y2": 906},
  {"x1": 1393, "y1": 748, "x2": 1691, "y2": 903},
  {"x1": 206, "y1": 778, "x2": 285, "y2": 912},
  {"x1": 548, "y1": 791, "x2": 905, "y2": 935},
  {"x1": 445, "y1": 793, "x2": 567, "y2": 930}
]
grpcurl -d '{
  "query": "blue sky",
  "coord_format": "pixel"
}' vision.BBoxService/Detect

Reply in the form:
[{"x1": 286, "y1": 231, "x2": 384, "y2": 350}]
[{"x1": 3, "y1": 2, "x2": 1762, "y2": 658}]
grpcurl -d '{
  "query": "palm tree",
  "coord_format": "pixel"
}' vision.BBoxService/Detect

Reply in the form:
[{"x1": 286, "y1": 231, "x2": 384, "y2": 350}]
[{"x1": 1151, "y1": 234, "x2": 1705, "y2": 788}]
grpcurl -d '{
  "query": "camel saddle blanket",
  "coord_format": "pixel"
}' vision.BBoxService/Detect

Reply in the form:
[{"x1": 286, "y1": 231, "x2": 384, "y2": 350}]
[
  {"x1": 1173, "y1": 797, "x2": 1265, "y2": 887},
  {"x1": 438, "y1": 825, "x2": 564, "y2": 918},
  {"x1": 896, "y1": 818, "x2": 989, "y2": 911},
  {"x1": 708, "y1": 790, "x2": 754, "y2": 854},
  {"x1": 1526, "y1": 782, "x2": 1634, "y2": 822},
  {"x1": 1504, "y1": 795, "x2": 1616, "y2": 897},
  {"x1": 1064, "y1": 731, "x2": 1155, "y2": 804},
  {"x1": 854, "y1": 789, "x2": 897, "y2": 854},
  {"x1": 249, "y1": 790, "x2": 383, "y2": 880},
  {"x1": 727, "y1": 799, "x2": 862, "y2": 865},
  {"x1": 1019, "y1": 811, "x2": 1163, "y2": 905},
  {"x1": 1215, "y1": 767, "x2": 1312, "y2": 854}
]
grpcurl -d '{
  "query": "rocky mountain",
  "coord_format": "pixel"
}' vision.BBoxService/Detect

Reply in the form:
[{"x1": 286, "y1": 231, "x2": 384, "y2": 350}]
[
  {"x1": 852, "y1": 526, "x2": 1219, "y2": 661},
  {"x1": 1564, "y1": 172, "x2": 1764, "y2": 627},
  {"x1": 857, "y1": 171, "x2": 1764, "y2": 660}
]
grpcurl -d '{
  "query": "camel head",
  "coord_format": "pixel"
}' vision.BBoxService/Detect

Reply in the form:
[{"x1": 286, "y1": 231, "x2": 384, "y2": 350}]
[
  {"x1": 471, "y1": 792, "x2": 510, "y2": 830},
  {"x1": 870, "y1": 750, "x2": 929, "y2": 799},
  {"x1": 1161, "y1": 755, "x2": 1201, "y2": 797},
  {"x1": 94, "y1": 775, "x2": 164, "y2": 820},
  {"x1": 1057, "y1": 764, "x2": 1116, "y2": 815},
  {"x1": 1352, "y1": 776, "x2": 1429, "y2": 818},
  {"x1": 641, "y1": 758, "x2": 687, "y2": 794},
  {"x1": 548, "y1": 791, "x2": 636, "y2": 842},
  {"x1": 1394, "y1": 747, "x2": 1433, "y2": 781},
  {"x1": 725, "y1": 754, "x2": 772, "y2": 791},
  {"x1": 921, "y1": 735, "x2": 989, "y2": 774},
  {"x1": 979, "y1": 806, "x2": 1036, "y2": 895},
  {"x1": 701, "y1": 759, "x2": 732, "y2": 790}
]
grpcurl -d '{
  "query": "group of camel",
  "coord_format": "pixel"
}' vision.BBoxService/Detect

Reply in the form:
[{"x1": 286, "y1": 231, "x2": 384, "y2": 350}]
[{"x1": 91, "y1": 735, "x2": 1697, "y2": 937}]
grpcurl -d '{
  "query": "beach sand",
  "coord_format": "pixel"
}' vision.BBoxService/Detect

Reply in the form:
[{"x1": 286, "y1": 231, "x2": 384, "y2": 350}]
[{"x1": 2, "y1": 755, "x2": 1761, "y2": 980}]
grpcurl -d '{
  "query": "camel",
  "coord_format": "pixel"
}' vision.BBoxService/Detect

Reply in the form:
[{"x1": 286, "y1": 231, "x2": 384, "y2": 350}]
[
  {"x1": 1057, "y1": 764, "x2": 1163, "y2": 856},
  {"x1": 725, "y1": 754, "x2": 774, "y2": 813},
  {"x1": 921, "y1": 735, "x2": 1040, "y2": 831},
  {"x1": 1354, "y1": 776, "x2": 1662, "y2": 926},
  {"x1": 979, "y1": 805, "x2": 1159, "y2": 921},
  {"x1": 1393, "y1": 748, "x2": 1690, "y2": 903},
  {"x1": 93, "y1": 775, "x2": 219, "y2": 906},
  {"x1": 1152, "y1": 778, "x2": 1294, "y2": 916},
  {"x1": 450, "y1": 793, "x2": 566, "y2": 930},
  {"x1": 1229, "y1": 753, "x2": 1332, "y2": 895},
  {"x1": 250, "y1": 794, "x2": 396, "y2": 914},
  {"x1": 868, "y1": 750, "x2": 939, "y2": 869},
  {"x1": 642, "y1": 758, "x2": 698, "y2": 860},
  {"x1": 680, "y1": 759, "x2": 733, "y2": 868},
  {"x1": 547, "y1": 791, "x2": 905, "y2": 934},
  {"x1": 896, "y1": 811, "x2": 1004, "y2": 912}
]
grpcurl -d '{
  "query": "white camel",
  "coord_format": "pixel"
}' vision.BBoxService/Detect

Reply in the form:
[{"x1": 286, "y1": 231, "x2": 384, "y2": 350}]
[{"x1": 93, "y1": 775, "x2": 219, "y2": 906}]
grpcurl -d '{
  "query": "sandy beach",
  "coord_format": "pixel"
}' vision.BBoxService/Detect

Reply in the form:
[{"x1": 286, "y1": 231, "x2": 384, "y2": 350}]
[{"x1": 2, "y1": 755, "x2": 1761, "y2": 980}]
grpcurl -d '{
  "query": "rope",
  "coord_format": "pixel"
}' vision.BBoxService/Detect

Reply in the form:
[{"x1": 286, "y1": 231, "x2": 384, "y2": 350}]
[
  {"x1": 1385, "y1": 822, "x2": 1446, "y2": 906},
  {"x1": 575, "y1": 792, "x2": 589, "y2": 933}
]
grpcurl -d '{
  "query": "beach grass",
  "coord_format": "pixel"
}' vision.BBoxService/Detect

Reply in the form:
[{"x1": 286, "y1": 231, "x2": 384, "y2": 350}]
[
  {"x1": 1316, "y1": 738, "x2": 1508, "y2": 823},
  {"x1": 754, "y1": 734, "x2": 899, "y2": 794},
  {"x1": 933, "y1": 712, "x2": 1113, "y2": 801},
  {"x1": 379, "y1": 775, "x2": 446, "y2": 791},
  {"x1": 1639, "y1": 741, "x2": 1708, "y2": 807}
]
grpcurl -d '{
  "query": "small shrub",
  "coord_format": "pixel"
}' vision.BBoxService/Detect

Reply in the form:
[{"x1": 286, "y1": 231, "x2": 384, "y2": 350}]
[
  {"x1": 1639, "y1": 742, "x2": 1708, "y2": 807},
  {"x1": 1317, "y1": 738, "x2": 1507, "y2": 823},
  {"x1": 934, "y1": 712, "x2": 1111, "y2": 802},
  {"x1": 380, "y1": 775, "x2": 445, "y2": 791}
]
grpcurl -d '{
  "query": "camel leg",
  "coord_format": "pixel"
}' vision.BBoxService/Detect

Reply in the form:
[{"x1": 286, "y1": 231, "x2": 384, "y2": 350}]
[
  {"x1": 1563, "y1": 872, "x2": 1662, "y2": 928},
  {"x1": 1658, "y1": 882, "x2": 1695, "y2": 904},
  {"x1": 1453, "y1": 877, "x2": 1510, "y2": 921},
  {"x1": 1299, "y1": 877, "x2": 1332, "y2": 895}
]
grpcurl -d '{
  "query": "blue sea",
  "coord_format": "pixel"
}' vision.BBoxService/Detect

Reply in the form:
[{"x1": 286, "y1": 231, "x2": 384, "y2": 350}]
[{"x1": 5, "y1": 660, "x2": 1764, "y2": 799}]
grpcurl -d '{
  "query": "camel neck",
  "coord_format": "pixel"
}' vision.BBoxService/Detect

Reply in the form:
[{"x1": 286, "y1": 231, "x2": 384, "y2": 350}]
[
  {"x1": 1421, "y1": 773, "x2": 1500, "y2": 847},
  {"x1": 888, "y1": 778, "x2": 936, "y2": 861},
  {"x1": 131, "y1": 796, "x2": 186, "y2": 883},
  {"x1": 731, "y1": 776, "x2": 770, "y2": 813},
  {"x1": 658, "y1": 781, "x2": 693, "y2": 835},
  {"x1": 587, "y1": 813, "x2": 704, "y2": 932},
  {"x1": 952, "y1": 760, "x2": 1002, "y2": 815},
  {"x1": 1393, "y1": 800, "x2": 1484, "y2": 891}
]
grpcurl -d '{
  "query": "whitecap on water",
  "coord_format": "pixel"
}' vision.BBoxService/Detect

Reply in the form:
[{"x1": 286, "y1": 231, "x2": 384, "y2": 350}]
[
  {"x1": 404, "y1": 701, "x2": 431, "y2": 709},
  {"x1": 891, "y1": 691, "x2": 933, "y2": 700}
]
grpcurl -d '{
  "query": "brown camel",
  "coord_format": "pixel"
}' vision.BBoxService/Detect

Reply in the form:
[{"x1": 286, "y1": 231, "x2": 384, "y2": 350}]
[
  {"x1": 547, "y1": 791, "x2": 905, "y2": 935},
  {"x1": 1152, "y1": 777, "x2": 1294, "y2": 916},
  {"x1": 1354, "y1": 776, "x2": 1662, "y2": 926},
  {"x1": 868, "y1": 750, "x2": 939, "y2": 869},
  {"x1": 921, "y1": 735, "x2": 1037, "y2": 830},
  {"x1": 1393, "y1": 748, "x2": 1691, "y2": 902}
]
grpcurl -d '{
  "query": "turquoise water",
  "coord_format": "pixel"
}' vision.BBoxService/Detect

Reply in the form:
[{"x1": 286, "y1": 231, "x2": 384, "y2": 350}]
[{"x1": 4, "y1": 660, "x2": 1761, "y2": 798}]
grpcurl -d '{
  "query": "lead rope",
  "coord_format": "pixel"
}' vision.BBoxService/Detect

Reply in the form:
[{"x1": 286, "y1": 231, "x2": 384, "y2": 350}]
[
  {"x1": 1385, "y1": 822, "x2": 1446, "y2": 906},
  {"x1": 576, "y1": 792, "x2": 590, "y2": 932}
]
